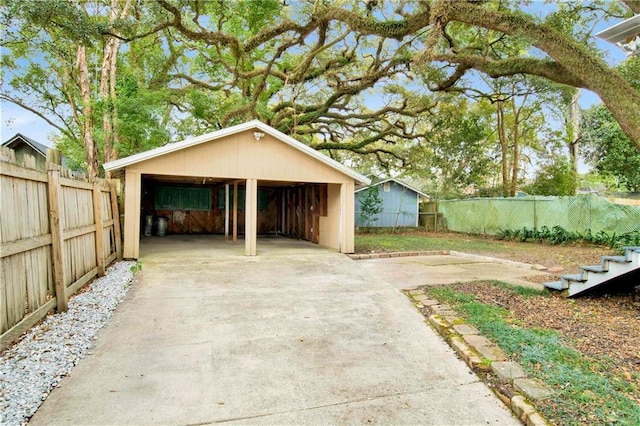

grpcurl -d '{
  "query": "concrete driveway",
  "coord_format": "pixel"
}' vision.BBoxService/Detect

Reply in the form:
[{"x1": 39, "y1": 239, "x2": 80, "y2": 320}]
[
  {"x1": 31, "y1": 237, "x2": 517, "y2": 425},
  {"x1": 358, "y1": 253, "x2": 547, "y2": 290}
]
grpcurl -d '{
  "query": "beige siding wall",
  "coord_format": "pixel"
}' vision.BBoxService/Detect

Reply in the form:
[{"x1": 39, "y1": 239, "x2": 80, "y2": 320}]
[
  {"x1": 128, "y1": 131, "x2": 351, "y2": 184},
  {"x1": 319, "y1": 183, "x2": 342, "y2": 251},
  {"x1": 121, "y1": 130, "x2": 359, "y2": 258},
  {"x1": 340, "y1": 182, "x2": 355, "y2": 253},
  {"x1": 123, "y1": 169, "x2": 141, "y2": 259}
]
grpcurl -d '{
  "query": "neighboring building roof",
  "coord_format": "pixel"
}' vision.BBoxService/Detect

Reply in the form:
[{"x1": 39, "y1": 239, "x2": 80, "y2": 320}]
[
  {"x1": 103, "y1": 120, "x2": 371, "y2": 185},
  {"x1": 355, "y1": 177, "x2": 429, "y2": 199},
  {"x1": 596, "y1": 15, "x2": 640, "y2": 57},
  {"x1": 1, "y1": 133, "x2": 50, "y2": 157}
]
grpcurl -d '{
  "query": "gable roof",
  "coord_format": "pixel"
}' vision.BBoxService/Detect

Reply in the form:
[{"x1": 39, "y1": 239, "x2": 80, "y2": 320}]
[
  {"x1": 355, "y1": 177, "x2": 429, "y2": 199},
  {"x1": 2, "y1": 133, "x2": 49, "y2": 157},
  {"x1": 103, "y1": 120, "x2": 370, "y2": 185}
]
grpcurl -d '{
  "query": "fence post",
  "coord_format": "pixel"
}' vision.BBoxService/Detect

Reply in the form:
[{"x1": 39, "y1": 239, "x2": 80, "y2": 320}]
[
  {"x1": 47, "y1": 165, "x2": 67, "y2": 312},
  {"x1": 109, "y1": 180, "x2": 123, "y2": 260},
  {"x1": 93, "y1": 182, "x2": 106, "y2": 276}
]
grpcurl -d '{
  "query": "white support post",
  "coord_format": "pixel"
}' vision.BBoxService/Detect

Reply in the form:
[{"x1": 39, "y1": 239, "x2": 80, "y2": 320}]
[
  {"x1": 224, "y1": 184, "x2": 230, "y2": 240},
  {"x1": 245, "y1": 178, "x2": 258, "y2": 256}
]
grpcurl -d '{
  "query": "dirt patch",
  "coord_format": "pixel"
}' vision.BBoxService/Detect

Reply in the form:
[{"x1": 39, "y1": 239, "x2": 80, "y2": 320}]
[{"x1": 446, "y1": 281, "x2": 640, "y2": 402}]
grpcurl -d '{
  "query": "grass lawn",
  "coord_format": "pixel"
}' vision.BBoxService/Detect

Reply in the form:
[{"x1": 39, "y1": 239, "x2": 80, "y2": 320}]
[
  {"x1": 355, "y1": 232, "x2": 508, "y2": 254},
  {"x1": 424, "y1": 282, "x2": 640, "y2": 426},
  {"x1": 355, "y1": 231, "x2": 617, "y2": 273}
]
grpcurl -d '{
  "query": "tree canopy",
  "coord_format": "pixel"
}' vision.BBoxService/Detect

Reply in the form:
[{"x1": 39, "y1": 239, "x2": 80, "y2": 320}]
[{"x1": 1, "y1": 0, "x2": 638, "y2": 181}]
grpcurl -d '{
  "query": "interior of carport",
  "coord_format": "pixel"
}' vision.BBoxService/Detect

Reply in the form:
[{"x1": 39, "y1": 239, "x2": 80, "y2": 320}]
[{"x1": 140, "y1": 173, "x2": 329, "y2": 250}]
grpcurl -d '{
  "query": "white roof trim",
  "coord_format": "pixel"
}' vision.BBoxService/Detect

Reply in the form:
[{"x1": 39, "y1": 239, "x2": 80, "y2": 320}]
[
  {"x1": 355, "y1": 177, "x2": 429, "y2": 198},
  {"x1": 596, "y1": 15, "x2": 640, "y2": 44},
  {"x1": 103, "y1": 120, "x2": 370, "y2": 185}
]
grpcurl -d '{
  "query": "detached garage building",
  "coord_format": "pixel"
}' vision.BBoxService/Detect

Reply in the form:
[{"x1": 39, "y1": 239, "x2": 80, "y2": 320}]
[{"x1": 103, "y1": 120, "x2": 370, "y2": 258}]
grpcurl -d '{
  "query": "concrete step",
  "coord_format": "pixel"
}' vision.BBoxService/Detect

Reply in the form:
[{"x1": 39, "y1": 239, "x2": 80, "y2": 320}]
[
  {"x1": 581, "y1": 265, "x2": 607, "y2": 273},
  {"x1": 544, "y1": 281, "x2": 566, "y2": 290},
  {"x1": 602, "y1": 255, "x2": 631, "y2": 263},
  {"x1": 545, "y1": 246, "x2": 640, "y2": 297},
  {"x1": 561, "y1": 273, "x2": 587, "y2": 283}
]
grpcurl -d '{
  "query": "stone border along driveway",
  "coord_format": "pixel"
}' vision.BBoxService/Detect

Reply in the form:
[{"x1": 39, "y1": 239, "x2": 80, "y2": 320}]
[{"x1": 407, "y1": 291, "x2": 553, "y2": 426}]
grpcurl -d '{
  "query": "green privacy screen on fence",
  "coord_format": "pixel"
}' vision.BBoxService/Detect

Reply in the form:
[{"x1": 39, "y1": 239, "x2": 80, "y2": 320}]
[{"x1": 438, "y1": 195, "x2": 640, "y2": 235}]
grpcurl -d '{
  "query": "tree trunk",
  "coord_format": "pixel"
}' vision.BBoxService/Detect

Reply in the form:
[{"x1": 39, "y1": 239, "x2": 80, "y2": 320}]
[
  {"x1": 496, "y1": 100, "x2": 510, "y2": 197},
  {"x1": 77, "y1": 44, "x2": 99, "y2": 178},
  {"x1": 100, "y1": 0, "x2": 132, "y2": 178},
  {"x1": 510, "y1": 98, "x2": 520, "y2": 197},
  {"x1": 569, "y1": 90, "x2": 580, "y2": 182},
  {"x1": 100, "y1": 36, "x2": 116, "y2": 173},
  {"x1": 100, "y1": 35, "x2": 122, "y2": 177}
]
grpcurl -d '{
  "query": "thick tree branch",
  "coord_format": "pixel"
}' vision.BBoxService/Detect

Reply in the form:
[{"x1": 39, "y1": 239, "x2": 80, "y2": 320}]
[
  {"x1": 432, "y1": 55, "x2": 586, "y2": 89},
  {"x1": 621, "y1": 0, "x2": 640, "y2": 14},
  {"x1": 439, "y1": 0, "x2": 640, "y2": 148}
]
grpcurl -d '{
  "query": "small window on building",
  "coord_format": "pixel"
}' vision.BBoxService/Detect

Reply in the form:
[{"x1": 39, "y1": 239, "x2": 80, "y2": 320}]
[{"x1": 383, "y1": 182, "x2": 391, "y2": 192}]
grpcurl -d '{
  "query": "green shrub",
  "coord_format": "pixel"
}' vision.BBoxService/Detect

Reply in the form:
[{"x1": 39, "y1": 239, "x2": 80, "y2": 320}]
[{"x1": 496, "y1": 226, "x2": 639, "y2": 249}]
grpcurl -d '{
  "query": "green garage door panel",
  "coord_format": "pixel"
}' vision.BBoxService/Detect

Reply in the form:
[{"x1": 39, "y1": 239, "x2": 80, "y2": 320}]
[{"x1": 155, "y1": 186, "x2": 212, "y2": 211}]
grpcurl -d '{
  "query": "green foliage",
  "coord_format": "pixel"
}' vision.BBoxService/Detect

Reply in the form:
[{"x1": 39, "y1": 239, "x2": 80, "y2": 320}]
[
  {"x1": 496, "y1": 226, "x2": 640, "y2": 249},
  {"x1": 581, "y1": 104, "x2": 640, "y2": 192},
  {"x1": 3, "y1": 0, "x2": 640, "y2": 178},
  {"x1": 418, "y1": 97, "x2": 494, "y2": 196},
  {"x1": 130, "y1": 260, "x2": 142, "y2": 274},
  {"x1": 358, "y1": 187, "x2": 383, "y2": 227},
  {"x1": 354, "y1": 233, "x2": 513, "y2": 255},
  {"x1": 524, "y1": 158, "x2": 577, "y2": 196},
  {"x1": 580, "y1": 57, "x2": 640, "y2": 192},
  {"x1": 493, "y1": 281, "x2": 550, "y2": 298},
  {"x1": 427, "y1": 287, "x2": 476, "y2": 305}
]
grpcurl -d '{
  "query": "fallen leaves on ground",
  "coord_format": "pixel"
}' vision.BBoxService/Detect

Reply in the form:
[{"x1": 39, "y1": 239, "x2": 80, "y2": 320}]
[{"x1": 449, "y1": 281, "x2": 640, "y2": 402}]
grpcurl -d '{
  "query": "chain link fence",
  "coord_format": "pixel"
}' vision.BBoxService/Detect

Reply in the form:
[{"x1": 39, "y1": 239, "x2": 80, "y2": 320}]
[{"x1": 438, "y1": 195, "x2": 640, "y2": 235}]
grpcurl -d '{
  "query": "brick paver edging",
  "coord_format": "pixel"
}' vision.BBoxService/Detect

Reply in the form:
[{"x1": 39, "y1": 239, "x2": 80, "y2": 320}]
[
  {"x1": 348, "y1": 250, "x2": 450, "y2": 260},
  {"x1": 407, "y1": 290, "x2": 553, "y2": 426}
]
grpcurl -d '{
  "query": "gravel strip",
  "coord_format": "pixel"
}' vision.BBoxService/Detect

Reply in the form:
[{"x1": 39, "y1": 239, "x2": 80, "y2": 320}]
[{"x1": 0, "y1": 261, "x2": 136, "y2": 426}]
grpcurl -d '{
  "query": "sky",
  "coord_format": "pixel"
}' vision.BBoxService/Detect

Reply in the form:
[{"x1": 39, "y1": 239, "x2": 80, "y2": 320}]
[{"x1": 0, "y1": 5, "x2": 631, "y2": 150}]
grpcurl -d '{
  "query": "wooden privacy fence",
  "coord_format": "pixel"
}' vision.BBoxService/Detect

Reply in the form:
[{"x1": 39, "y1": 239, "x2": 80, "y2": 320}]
[{"x1": 0, "y1": 148, "x2": 122, "y2": 351}]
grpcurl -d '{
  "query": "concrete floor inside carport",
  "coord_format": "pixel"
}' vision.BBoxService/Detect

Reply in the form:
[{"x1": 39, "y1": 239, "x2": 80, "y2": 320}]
[
  {"x1": 29, "y1": 234, "x2": 518, "y2": 425},
  {"x1": 139, "y1": 234, "x2": 334, "y2": 259}
]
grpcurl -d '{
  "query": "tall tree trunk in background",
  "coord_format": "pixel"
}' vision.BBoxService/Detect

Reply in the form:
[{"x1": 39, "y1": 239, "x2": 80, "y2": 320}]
[
  {"x1": 100, "y1": 36, "x2": 117, "y2": 175},
  {"x1": 496, "y1": 100, "x2": 510, "y2": 197},
  {"x1": 100, "y1": 0, "x2": 132, "y2": 178},
  {"x1": 510, "y1": 97, "x2": 521, "y2": 197},
  {"x1": 77, "y1": 44, "x2": 99, "y2": 178},
  {"x1": 569, "y1": 90, "x2": 580, "y2": 191}
]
